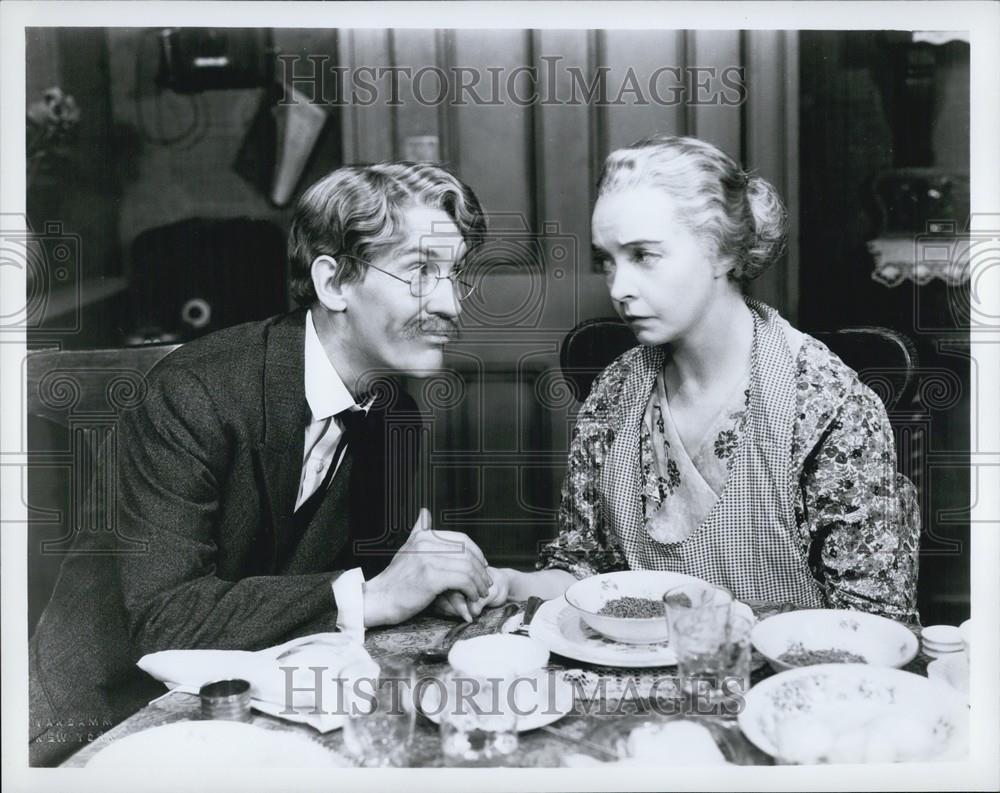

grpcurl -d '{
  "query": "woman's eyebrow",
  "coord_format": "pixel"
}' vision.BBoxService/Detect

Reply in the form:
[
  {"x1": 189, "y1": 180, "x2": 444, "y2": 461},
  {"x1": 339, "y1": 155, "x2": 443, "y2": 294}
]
[{"x1": 592, "y1": 239, "x2": 660, "y2": 253}]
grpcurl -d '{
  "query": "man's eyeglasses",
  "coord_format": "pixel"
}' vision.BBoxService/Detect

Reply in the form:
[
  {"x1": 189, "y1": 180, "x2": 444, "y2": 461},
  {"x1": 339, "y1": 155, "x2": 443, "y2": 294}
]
[{"x1": 365, "y1": 260, "x2": 477, "y2": 301}]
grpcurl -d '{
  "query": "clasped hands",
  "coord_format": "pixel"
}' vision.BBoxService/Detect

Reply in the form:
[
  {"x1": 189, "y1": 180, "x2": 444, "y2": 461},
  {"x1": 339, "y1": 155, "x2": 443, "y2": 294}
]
[{"x1": 361, "y1": 508, "x2": 511, "y2": 627}]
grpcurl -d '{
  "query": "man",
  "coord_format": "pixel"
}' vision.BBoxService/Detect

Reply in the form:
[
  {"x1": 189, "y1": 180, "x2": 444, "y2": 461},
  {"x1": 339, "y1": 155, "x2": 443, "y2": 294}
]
[{"x1": 29, "y1": 162, "x2": 493, "y2": 765}]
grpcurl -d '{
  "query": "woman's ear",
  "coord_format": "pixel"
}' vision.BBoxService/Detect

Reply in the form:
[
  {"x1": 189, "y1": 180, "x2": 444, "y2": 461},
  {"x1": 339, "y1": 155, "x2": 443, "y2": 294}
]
[
  {"x1": 311, "y1": 255, "x2": 348, "y2": 312},
  {"x1": 711, "y1": 253, "x2": 736, "y2": 280}
]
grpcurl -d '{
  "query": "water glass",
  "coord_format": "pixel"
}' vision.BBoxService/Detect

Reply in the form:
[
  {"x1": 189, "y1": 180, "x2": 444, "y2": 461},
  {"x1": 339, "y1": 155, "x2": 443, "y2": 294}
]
[
  {"x1": 438, "y1": 672, "x2": 519, "y2": 767},
  {"x1": 663, "y1": 583, "x2": 734, "y2": 645},
  {"x1": 342, "y1": 656, "x2": 416, "y2": 767},
  {"x1": 670, "y1": 610, "x2": 752, "y2": 712}
]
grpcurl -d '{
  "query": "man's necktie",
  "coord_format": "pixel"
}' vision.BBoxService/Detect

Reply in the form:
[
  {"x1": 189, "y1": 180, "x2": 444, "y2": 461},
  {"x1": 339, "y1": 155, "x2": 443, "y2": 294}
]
[{"x1": 295, "y1": 408, "x2": 367, "y2": 516}]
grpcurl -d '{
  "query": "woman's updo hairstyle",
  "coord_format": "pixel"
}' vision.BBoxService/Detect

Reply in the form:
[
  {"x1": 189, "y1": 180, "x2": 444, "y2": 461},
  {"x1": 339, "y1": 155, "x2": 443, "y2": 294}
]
[{"x1": 597, "y1": 134, "x2": 787, "y2": 283}]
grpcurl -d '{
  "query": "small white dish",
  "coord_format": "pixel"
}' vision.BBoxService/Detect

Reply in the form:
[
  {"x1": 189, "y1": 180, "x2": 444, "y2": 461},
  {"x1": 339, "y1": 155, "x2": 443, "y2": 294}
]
[
  {"x1": 921, "y1": 624, "x2": 962, "y2": 646},
  {"x1": 447, "y1": 634, "x2": 549, "y2": 677},
  {"x1": 751, "y1": 609, "x2": 919, "y2": 672},
  {"x1": 418, "y1": 668, "x2": 574, "y2": 732},
  {"x1": 923, "y1": 645, "x2": 965, "y2": 660},
  {"x1": 922, "y1": 637, "x2": 964, "y2": 650}
]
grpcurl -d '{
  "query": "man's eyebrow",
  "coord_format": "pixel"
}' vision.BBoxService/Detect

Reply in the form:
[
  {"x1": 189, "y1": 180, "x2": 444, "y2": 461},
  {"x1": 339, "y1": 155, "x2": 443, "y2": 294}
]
[
  {"x1": 396, "y1": 243, "x2": 463, "y2": 259},
  {"x1": 425, "y1": 243, "x2": 466, "y2": 261}
]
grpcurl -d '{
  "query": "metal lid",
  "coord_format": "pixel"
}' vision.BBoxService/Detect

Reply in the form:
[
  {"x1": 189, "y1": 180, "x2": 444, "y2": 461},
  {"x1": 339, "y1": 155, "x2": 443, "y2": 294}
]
[{"x1": 200, "y1": 678, "x2": 252, "y2": 721}]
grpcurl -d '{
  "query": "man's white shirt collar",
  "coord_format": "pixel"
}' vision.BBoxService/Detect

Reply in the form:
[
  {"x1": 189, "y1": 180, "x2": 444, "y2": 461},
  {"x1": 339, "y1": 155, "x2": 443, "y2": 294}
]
[{"x1": 304, "y1": 309, "x2": 360, "y2": 420}]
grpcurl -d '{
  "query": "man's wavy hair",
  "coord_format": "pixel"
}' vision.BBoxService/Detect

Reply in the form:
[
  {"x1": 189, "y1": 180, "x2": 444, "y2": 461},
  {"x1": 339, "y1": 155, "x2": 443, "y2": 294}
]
[{"x1": 288, "y1": 162, "x2": 487, "y2": 306}]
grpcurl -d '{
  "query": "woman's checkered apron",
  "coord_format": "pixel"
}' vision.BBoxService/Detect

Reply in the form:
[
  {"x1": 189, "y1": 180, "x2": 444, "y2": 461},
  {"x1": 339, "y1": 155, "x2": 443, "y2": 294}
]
[{"x1": 602, "y1": 299, "x2": 826, "y2": 607}]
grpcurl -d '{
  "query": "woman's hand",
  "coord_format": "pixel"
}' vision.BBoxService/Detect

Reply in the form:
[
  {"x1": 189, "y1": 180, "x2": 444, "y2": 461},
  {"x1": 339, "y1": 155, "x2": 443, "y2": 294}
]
[
  {"x1": 473, "y1": 566, "x2": 512, "y2": 610},
  {"x1": 431, "y1": 567, "x2": 512, "y2": 622}
]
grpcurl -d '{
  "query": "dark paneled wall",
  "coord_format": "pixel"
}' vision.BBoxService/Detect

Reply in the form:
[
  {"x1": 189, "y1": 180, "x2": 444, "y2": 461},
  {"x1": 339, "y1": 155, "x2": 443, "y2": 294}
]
[
  {"x1": 336, "y1": 29, "x2": 798, "y2": 565},
  {"x1": 799, "y1": 32, "x2": 971, "y2": 625}
]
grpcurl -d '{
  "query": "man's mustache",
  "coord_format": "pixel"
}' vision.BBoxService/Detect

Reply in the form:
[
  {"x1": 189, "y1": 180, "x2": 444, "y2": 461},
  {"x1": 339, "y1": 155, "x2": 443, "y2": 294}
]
[{"x1": 408, "y1": 317, "x2": 459, "y2": 337}]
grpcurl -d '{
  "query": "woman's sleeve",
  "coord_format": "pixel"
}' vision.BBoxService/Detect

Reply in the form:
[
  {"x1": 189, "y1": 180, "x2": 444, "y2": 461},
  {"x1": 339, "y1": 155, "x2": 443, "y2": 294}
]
[
  {"x1": 537, "y1": 379, "x2": 629, "y2": 579},
  {"x1": 799, "y1": 383, "x2": 921, "y2": 622}
]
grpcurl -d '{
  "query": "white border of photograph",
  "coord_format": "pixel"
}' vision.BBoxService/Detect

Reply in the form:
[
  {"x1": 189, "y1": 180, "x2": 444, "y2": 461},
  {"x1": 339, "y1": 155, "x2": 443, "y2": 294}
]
[{"x1": 2, "y1": 2, "x2": 997, "y2": 792}]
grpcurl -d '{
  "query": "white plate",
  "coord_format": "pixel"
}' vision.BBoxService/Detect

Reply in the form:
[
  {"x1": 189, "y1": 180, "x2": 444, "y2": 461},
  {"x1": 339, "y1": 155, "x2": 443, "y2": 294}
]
[
  {"x1": 87, "y1": 720, "x2": 345, "y2": 768},
  {"x1": 528, "y1": 596, "x2": 754, "y2": 668},
  {"x1": 738, "y1": 664, "x2": 969, "y2": 764},
  {"x1": 418, "y1": 669, "x2": 574, "y2": 731}
]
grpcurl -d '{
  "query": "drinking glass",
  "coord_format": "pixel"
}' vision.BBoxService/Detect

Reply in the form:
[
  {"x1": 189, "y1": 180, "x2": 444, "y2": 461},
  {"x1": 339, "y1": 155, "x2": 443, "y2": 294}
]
[
  {"x1": 670, "y1": 600, "x2": 752, "y2": 716},
  {"x1": 341, "y1": 656, "x2": 416, "y2": 767},
  {"x1": 438, "y1": 671, "x2": 519, "y2": 767},
  {"x1": 663, "y1": 583, "x2": 734, "y2": 645}
]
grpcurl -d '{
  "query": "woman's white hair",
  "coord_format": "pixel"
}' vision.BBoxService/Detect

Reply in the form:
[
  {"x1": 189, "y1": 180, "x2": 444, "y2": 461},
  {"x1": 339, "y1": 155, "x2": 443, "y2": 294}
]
[{"x1": 597, "y1": 134, "x2": 787, "y2": 283}]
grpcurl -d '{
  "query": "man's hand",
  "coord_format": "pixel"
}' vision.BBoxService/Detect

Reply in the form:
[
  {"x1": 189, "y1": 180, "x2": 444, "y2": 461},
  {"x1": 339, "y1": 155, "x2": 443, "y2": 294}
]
[
  {"x1": 362, "y1": 508, "x2": 492, "y2": 627},
  {"x1": 432, "y1": 566, "x2": 512, "y2": 622}
]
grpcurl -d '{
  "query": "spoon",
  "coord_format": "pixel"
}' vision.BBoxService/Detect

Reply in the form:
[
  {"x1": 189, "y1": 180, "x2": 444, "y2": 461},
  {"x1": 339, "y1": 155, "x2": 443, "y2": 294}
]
[{"x1": 418, "y1": 618, "x2": 473, "y2": 663}]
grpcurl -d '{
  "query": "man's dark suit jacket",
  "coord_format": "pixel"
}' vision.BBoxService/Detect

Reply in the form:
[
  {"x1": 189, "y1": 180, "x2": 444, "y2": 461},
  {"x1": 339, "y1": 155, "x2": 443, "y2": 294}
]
[{"x1": 28, "y1": 309, "x2": 422, "y2": 765}]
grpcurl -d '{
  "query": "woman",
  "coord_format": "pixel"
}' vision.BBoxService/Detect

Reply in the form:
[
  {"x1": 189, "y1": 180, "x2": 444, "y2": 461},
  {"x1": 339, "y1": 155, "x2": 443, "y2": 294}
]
[{"x1": 486, "y1": 134, "x2": 919, "y2": 621}]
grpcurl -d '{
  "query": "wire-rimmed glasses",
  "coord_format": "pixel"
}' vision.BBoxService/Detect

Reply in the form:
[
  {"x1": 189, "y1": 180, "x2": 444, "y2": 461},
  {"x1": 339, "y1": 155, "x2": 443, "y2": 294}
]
[{"x1": 365, "y1": 260, "x2": 477, "y2": 301}]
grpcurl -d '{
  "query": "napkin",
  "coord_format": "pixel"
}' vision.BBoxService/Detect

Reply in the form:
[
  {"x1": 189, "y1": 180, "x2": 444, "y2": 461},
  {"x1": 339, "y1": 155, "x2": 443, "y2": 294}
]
[{"x1": 138, "y1": 632, "x2": 377, "y2": 732}]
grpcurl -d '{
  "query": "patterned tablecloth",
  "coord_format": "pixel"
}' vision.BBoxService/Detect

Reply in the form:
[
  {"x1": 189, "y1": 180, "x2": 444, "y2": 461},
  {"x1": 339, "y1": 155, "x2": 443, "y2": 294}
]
[{"x1": 61, "y1": 604, "x2": 933, "y2": 768}]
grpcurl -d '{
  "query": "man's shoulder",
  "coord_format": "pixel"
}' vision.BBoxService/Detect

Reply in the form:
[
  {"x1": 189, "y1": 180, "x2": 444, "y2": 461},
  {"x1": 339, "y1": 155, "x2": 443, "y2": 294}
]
[
  {"x1": 145, "y1": 311, "x2": 304, "y2": 416},
  {"x1": 152, "y1": 312, "x2": 301, "y2": 381},
  {"x1": 163, "y1": 312, "x2": 298, "y2": 369}
]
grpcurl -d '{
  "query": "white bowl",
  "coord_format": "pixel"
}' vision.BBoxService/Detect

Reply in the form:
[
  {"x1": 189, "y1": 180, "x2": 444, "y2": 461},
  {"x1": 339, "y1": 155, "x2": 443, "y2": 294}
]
[
  {"x1": 739, "y1": 664, "x2": 968, "y2": 764},
  {"x1": 564, "y1": 571, "x2": 708, "y2": 644},
  {"x1": 750, "y1": 609, "x2": 919, "y2": 672},
  {"x1": 447, "y1": 634, "x2": 549, "y2": 678}
]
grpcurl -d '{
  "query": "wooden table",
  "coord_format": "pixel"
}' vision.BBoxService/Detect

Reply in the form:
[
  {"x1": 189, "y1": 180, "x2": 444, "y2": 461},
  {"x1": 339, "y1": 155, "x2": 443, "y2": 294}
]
[{"x1": 61, "y1": 604, "x2": 933, "y2": 768}]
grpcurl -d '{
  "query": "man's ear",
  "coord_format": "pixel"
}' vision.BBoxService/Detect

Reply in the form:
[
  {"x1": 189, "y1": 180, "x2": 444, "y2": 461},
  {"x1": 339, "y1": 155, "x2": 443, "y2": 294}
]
[{"x1": 311, "y1": 255, "x2": 349, "y2": 312}]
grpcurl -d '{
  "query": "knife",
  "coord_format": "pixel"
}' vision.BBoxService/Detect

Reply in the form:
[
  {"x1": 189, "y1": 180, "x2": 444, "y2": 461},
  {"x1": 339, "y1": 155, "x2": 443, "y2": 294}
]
[{"x1": 513, "y1": 596, "x2": 545, "y2": 636}]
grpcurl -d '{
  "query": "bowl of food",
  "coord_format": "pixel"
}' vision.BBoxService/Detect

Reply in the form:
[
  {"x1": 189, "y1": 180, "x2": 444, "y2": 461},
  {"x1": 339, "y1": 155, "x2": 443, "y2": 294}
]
[
  {"x1": 563, "y1": 571, "x2": 710, "y2": 644},
  {"x1": 750, "y1": 609, "x2": 919, "y2": 672},
  {"x1": 739, "y1": 664, "x2": 968, "y2": 764}
]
